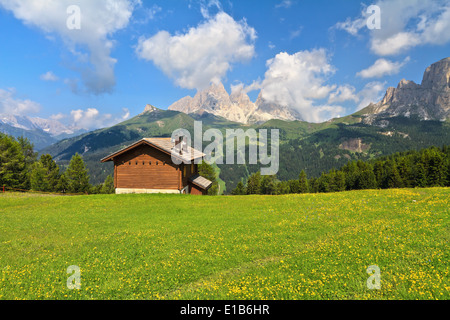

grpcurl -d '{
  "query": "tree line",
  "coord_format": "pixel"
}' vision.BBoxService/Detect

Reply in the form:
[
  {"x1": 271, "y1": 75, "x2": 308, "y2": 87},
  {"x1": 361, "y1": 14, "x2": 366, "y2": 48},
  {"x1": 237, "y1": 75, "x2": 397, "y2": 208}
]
[
  {"x1": 232, "y1": 145, "x2": 450, "y2": 195},
  {"x1": 0, "y1": 133, "x2": 114, "y2": 194}
]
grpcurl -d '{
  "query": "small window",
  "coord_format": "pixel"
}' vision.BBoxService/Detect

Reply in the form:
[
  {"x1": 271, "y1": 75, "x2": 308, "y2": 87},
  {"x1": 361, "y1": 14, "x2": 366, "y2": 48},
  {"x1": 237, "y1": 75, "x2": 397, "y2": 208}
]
[
  {"x1": 135, "y1": 161, "x2": 138, "y2": 165},
  {"x1": 129, "y1": 161, "x2": 131, "y2": 165},
  {"x1": 142, "y1": 161, "x2": 145, "y2": 165},
  {"x1": 149, "y1": 161, "x2": 152, "y2": 165},
  {"x1": 156, "y1": 161, "x2": 159, "y2": 165}
]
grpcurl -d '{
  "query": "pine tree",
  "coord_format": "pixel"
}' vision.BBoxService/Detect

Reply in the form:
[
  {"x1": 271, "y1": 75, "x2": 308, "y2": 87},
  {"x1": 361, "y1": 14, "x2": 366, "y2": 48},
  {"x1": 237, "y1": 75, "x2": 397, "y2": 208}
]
[
  {"x1": 427, "y1": 149, "x2": 446, "y2": 186},
  {"x1": 101, "y1": 175, "x2": 115, "y2": 194},
  {"x1": 277, "y1": 180, "x2": 290, "y2": 194},
  {"x1": 30, "y1": 162, "x2": 49, "y2": 192},
  {"x1": 318, "y1": 173, "x2": 330, "y2": 193},
  {"x1": 246, "y1": 171, "x2": 262, "y2": 195},
  {"x1": 30, "y1": 154, "x2": 60, "y2": 192},
  {"x1": 288, "y1": 179, "x2": 300, "y2": 194},
  {"x1": 414, "y1": 162, "x2": 427, "y2": 188},
  {"x1": 65, "y1": 153, "x2": 91, "y2": 194},
  {"x1": 198, "y1": 162, "x2": 219, "y2": 195},
  {"x1": 334, "y1": 170, "x2": 346, "y2": 191},
  {"x1": 387, "y1": 162, "x2": 403, "y2": 189},
  {"x1": 261, "y1": 175, "x2": 277, "y2": 195},
  {"x1": 359, "y1": 169, "x2": 377, "y2": 189},
  {"x1": 298, "y1": 170, "x2": 309, "y2": 193},
  {"x1": 0, "y1": 134, "x2": 26, "y2": 189},
  {"x1": 373, "y1": 161, "x2": 385, "y2": 188},
  {"x1": 231, "y1": 181, "x2": 246, "y2": 195},
  {"x1": 57, "y1": 173, "x2": 69, "y2": 194},
  {"x1": 17, "y1": 136, "x2": 37, "y2": 189}
]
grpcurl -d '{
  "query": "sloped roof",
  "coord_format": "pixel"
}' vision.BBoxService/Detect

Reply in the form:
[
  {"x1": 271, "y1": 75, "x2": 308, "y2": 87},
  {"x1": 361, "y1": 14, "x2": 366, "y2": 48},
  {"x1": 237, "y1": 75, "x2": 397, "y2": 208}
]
[
  {"x1": 100, "y1": 138, "x2": 205, "y2": 163},
  {"x1": 189, "y1": 174, "x2": 213, "y2": 190}
]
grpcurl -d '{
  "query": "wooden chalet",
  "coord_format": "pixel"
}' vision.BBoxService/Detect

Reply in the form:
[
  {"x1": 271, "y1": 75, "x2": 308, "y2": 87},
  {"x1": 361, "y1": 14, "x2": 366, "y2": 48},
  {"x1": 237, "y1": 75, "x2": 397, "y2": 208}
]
[{"x1": 100, "y1": 137, "x2": 212, "y2": 195}]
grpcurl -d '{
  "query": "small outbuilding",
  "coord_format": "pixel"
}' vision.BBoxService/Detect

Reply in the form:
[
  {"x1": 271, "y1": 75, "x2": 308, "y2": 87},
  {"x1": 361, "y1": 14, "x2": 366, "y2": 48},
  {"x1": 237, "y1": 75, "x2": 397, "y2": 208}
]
[{"x1": 100, "y1": 137, "x2": 212, "y2": 195}]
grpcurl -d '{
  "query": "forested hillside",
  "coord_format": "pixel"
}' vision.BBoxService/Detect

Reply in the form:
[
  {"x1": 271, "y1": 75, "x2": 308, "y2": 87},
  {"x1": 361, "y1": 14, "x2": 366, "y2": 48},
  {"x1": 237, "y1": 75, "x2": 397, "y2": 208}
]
[{"x1": 232, "y1": 145, "x2": 450, "y2": 195}]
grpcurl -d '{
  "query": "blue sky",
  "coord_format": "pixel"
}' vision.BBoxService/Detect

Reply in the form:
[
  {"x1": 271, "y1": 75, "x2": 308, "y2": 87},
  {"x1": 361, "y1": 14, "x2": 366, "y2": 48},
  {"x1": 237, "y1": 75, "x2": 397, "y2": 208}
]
[{"x1": 0, "y1": 0, "x2": 449, "y2": 128}]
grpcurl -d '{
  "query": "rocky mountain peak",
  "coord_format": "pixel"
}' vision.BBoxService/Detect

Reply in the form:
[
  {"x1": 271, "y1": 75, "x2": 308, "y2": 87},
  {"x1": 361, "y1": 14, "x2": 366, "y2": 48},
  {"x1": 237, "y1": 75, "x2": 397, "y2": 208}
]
[
  {"x1": 421, "y1": 57, "x2": 450, "y2": 90},
  {"x1": 363, "y1": 57, "x2": 450, "y2": 123},
  {"x1": 397, "y1": 79, "x2": 419, "y2": 90},
  {"x1": 168, "y1": 82, "x2": 298, "y2": 124},
  {"x1": 142, "y1": 104, "x2": 158, "y2": 113}
]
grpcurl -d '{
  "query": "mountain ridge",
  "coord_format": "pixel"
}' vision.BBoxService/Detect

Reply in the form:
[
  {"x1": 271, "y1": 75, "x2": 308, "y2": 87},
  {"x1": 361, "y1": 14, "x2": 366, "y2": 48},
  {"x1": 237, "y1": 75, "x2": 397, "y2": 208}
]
[
  {"x1": 168, "y1": 82, "x2": 301, "y2": 124},
  {"x1": 168, "y1": 57, "x2": 450, "y2": 125},
  {"x1": 0, "y1": 114, "x2": 86, "y2": 149},
  {"x1": 361, "y1": 57, "x2": 450, "y2": 125},
  {"x1": 31, "y1": 56, "x2": 450, "y2": 191}
]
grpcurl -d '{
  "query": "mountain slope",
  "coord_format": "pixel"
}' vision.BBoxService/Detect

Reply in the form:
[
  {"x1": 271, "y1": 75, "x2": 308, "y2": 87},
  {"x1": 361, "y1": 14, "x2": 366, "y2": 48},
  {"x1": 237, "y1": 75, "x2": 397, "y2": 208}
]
[
  {"x1": 361, "y1": 57, "x2": 450, "y2": 124},
  {"x1": 41, "y1": 57, "x2": 450, "y2": 191},
  {"x1": 0, "y1": 121, "x2": 57, "y2": 150},
  {"x1": 168, "y1": 82, "x2": 300, "y2": 124},
  {"x1": 0, "y1": 114, "x2": 86, "y2": 150}
]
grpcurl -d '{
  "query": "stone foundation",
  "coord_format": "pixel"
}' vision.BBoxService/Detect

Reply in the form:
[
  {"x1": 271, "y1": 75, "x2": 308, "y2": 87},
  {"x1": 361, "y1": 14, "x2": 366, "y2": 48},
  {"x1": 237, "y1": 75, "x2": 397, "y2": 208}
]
[{"x1": 115, "y1": 188, "x2": 181, "y2": 194}]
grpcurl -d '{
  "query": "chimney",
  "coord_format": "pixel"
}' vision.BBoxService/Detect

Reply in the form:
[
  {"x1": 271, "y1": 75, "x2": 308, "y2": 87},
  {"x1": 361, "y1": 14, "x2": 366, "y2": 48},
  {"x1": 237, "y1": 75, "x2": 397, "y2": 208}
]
[{"x1": 174, "y1": 135, "x2": 184, "y2": 155}]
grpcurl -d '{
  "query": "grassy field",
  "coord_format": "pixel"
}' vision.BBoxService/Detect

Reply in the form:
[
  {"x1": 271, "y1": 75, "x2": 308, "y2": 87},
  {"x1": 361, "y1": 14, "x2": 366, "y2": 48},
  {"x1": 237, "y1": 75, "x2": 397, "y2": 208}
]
[{"x1": 0, "y1": 188, "x2": 448, "y2": 300}]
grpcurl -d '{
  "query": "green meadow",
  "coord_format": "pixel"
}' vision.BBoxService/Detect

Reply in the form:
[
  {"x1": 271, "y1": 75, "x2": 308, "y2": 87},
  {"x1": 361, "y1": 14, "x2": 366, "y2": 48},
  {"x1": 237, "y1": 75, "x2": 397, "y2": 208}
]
[{"x1": 0, "y1": 188, "x2": 448, "y2": 300}]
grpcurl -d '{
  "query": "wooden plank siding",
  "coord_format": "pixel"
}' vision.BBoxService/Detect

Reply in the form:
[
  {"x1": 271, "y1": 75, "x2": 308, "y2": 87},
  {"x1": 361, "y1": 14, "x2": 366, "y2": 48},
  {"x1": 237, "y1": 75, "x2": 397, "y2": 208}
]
[
  {"x1": 190, "y1": 184, "x2": 205, "y2": 195},
  {"x1": 114, "y1": 144, "x2": 180, "y2": 190},
  {"x1": 181, "y1": 163, "x2": 198, "y2": 188},
  {"x1": 101, "y1": 138, "x2": 211, "y2": 195}
]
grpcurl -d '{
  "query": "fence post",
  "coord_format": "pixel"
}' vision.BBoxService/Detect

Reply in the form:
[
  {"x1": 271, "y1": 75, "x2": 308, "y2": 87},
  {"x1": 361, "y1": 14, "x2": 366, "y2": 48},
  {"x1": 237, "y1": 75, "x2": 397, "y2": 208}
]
[{"x1": 2, "y1": 185, "x2": 5, "y2": 193}]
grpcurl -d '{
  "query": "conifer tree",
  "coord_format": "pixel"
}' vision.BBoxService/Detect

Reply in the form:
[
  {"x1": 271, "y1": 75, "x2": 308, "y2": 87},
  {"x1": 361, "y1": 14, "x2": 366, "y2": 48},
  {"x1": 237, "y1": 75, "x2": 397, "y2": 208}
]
[
  {"x1": 0, "y1": 134, "x2": 26, "y2": 189},
  {"x1": 298, "y1": 170, "x2": 309, "y2": 193},
  {"x1": 198, "y1": 162, "x2": 219, "y2": 195},
  {"x1": 65, "y1": 153, "x2": 91, "y2": 194},
  {"x1": 30, "y1": 154, "x2": 60, "y2": 192},
  {"x1": 231, "y1": 180, "x2": 246, "y2": 195},
  {"x1": 101, "y1": 175, "x2": 115, "y2": 194},
  {"x1": 17, "y1": 136, "x2": 37, "y2": 189},
  {"x1": 246, "y1": 171, "x2": 262, "y2": 195}
]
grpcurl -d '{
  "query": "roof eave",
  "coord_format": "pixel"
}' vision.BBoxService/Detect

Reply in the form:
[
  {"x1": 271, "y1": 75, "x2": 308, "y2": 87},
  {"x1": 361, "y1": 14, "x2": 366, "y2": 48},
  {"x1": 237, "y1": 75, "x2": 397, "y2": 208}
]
[{"x1": 100, "y1": 138, "x2": 205, "y2": 163}]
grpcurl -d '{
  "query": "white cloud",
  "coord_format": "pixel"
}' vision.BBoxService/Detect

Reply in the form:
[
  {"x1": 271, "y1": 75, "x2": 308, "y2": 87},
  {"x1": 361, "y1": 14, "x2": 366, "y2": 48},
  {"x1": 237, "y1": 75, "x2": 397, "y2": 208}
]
[
  {"x1": 419, "y1": 6, "x2": 450, "y2": 45},
  {"x1": 68, "y1": 107, "x2": 131, "y2": 130},
  {"x1": 371, "y1": 33, "x2": 421, "y2": 56},
  {"x1": 40, "y1": 71, "x2": 59, "y2": 82},
  {"x1": 247, "y1": 49, "x2": 347, "y2": 123},
  {"x1": 334, "y1": 16, "x2": 367, "y2": 36},
  {"x1": 136, "y1": 12, "x2": 256, "y2": 90},
  {"x1": 122, "y1": 108, "x2": 130, "y2": 120},
  {"x1": 70, "y1": 108, "x2": 111, "y2": 130},
  {"x1": 50, "y1": 113, "x2": 66, "y2": 121},
  {"x1": 276, "y1": 0, "x2": 294, "y2": 9},
  {"x1": 335, "y1": 0, "x2": 450, "y2": 56},
  {"x1": 134, "y1": 3, "x2": 161, "y2": 24},
  {"x1": 199, "y1": 0, "x2": 222, "y2": 19},
  {"x1": 328, "y1": 85, "x2": 359, "y2": 104},
  {"x1": 356, "y1": 57, "x2": 410, "y2": 78},
  {"x1": 0, "y1": 0, "x2": 138, "y2": 94},
  {"x1": 356, "y1": 81, "x2": 386, "y2": 110},
  {"x1": 0, "y1": 88, "x2": 41, "y2": 115},
  {"x1": 289, "y1": 27, "x2": 303, "y2": 40}
]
